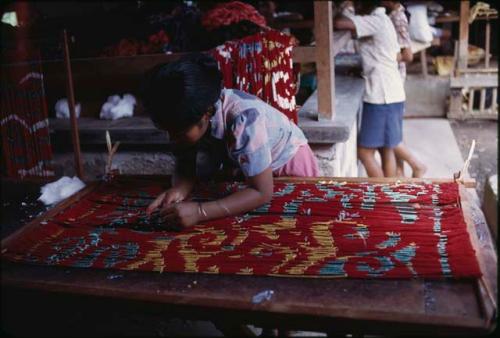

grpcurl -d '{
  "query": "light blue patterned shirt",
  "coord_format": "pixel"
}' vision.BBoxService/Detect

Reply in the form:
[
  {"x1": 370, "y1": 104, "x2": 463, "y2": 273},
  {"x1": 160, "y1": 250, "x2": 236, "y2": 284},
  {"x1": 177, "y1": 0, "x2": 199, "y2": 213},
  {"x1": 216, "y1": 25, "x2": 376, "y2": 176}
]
[{"x1": 210, "y1": 89, "x2": 307, "y2": 177}]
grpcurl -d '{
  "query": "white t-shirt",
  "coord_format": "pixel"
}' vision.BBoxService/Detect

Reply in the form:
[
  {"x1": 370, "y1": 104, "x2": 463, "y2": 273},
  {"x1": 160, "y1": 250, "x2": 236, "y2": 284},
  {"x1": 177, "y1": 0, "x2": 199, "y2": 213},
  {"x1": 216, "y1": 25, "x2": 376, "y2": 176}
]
[{"x1": 345, "y1": 7, "x2": 406, "y2": 104}]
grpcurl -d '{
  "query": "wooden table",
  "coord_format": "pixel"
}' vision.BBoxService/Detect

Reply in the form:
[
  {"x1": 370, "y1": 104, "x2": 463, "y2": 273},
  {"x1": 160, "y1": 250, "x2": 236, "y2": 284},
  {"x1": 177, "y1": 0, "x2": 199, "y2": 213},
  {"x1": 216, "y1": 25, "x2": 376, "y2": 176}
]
[{"x1": 1, "y1": 176, "x2": 497, "y2": 336}]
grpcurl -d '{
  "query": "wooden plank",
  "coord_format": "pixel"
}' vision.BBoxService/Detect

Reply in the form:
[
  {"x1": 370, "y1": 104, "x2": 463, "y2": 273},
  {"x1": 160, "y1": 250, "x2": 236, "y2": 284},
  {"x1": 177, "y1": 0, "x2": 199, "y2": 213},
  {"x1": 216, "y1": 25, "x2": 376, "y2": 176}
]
[
  {"x1": 292, "y1": 31, "x2": 352, "y2": 64},
  {"x1": 450, "y1": 74, "x2": 498, "y2": 88},
  {"x1": 0, "y1": 182, "x2": 99, "y2": 249},
  {"x1": 314, "y1": 1, "x2": 335, "y2": 121},
  {"x1": 458, "y1": 1, "x2": 470, "y2": 70},
  {"x1": 2, "y1": 263, "x2": 491, "y2": 335},
  {"x1": 62, "y1": 30, "x2": 84, "y2": 179},
  {"x1": 457, "y1": 68, "x2": 498, "y2": 74},
  {"x1": 297, "y1": 75, "x2": 363, "y2": 143},
  {"x1": 462, "y1": 112, "x2": 498, "y2": 120},
  {"x1": 435, "y1": 14, "x2": 498, "y2": 23},
  {"x1": 459, "y1": 186, "x2": 497, "y2": 329}
]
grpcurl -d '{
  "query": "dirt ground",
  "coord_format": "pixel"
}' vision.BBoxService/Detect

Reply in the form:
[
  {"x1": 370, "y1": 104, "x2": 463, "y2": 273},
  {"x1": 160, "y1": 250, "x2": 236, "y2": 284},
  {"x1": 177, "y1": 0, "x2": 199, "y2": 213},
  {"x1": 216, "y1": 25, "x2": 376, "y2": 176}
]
[{"x1": 449, "y1": 119, "x2": 498, "y2": 203}]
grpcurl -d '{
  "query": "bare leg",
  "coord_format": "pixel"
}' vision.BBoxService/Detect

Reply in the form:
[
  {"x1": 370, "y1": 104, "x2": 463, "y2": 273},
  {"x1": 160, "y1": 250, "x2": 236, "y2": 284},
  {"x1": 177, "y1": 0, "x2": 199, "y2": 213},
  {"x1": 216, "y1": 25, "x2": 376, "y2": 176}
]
[
  {"x1": 379, "y1": 148, "x2": 405, "y2": 177},
  {"x1": 393, "y1": 142, "x2": 427, "y2": 178},
  {"x1": 396, "y1": 154, "x2": 405, "y2": 177},
  {"x1": 358, "y1": 147, "x2": 384, "y2": 177},
  {"x1": 381, "y1": 147, "x2": 397, "y2": 177}
]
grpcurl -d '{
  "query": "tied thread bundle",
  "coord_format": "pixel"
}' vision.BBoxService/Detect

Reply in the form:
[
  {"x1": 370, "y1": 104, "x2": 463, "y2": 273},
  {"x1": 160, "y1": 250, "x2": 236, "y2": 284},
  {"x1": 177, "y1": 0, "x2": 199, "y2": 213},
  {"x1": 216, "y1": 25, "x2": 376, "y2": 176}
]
[
  {"x1": 1, "y1": 179, "x2": 481, "y2": 279},
  {"x1": 0, "y1": 60, "x2": 54, "y2": 179},
  {"x1": 211, "y1": 30, "x2": 298, "y2": 123}
]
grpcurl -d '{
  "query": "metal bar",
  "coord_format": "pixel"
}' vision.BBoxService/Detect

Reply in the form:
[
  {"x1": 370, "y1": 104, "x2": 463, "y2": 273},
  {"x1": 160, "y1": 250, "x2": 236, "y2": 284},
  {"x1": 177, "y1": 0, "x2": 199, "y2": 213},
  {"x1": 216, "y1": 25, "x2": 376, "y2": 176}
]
[{"x1": 62, "y1": 29, "x2": 84, "y2": 179}]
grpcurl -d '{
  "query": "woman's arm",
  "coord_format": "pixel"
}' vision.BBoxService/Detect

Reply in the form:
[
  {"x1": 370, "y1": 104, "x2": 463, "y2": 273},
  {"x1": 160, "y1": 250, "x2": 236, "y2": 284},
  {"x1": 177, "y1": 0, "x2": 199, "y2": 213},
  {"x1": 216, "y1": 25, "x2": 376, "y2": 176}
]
[
  {"x1": 400, "y1": 47, "x2": 413, "y2": 62},
  {"x1": 202, "y1": 167, "x2": 274, "y2": 219},
  {"x1": 159, "y1": 167, "x2": 274, "y2": 227},
  {"x1": 334, "y1": 16, "x2": 357, "y2": 32}
]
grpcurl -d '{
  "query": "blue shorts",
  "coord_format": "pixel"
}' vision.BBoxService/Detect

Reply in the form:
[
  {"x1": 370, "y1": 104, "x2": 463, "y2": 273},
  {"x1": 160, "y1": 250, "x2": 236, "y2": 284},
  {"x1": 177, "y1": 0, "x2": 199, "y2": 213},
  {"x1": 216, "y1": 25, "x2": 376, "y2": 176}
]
[{"x1": 358, "y1": 101, "x2": 404, "y2": 148}]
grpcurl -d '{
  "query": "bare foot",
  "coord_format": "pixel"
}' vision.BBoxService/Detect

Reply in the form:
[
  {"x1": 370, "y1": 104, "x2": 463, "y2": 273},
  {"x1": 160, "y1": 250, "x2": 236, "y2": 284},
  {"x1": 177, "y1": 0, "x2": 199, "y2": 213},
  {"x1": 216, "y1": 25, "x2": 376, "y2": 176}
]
[{"x1": 412, "y1": 163, "x2": 427, "y2": 178}]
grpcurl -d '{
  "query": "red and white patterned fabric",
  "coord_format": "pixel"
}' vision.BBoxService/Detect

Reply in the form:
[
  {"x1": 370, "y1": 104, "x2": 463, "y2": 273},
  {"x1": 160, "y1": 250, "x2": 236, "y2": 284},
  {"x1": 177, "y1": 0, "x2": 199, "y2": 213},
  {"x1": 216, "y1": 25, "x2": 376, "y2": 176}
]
[{"x1": 210, "y1": 30, "x2": 298, "y2": 123}]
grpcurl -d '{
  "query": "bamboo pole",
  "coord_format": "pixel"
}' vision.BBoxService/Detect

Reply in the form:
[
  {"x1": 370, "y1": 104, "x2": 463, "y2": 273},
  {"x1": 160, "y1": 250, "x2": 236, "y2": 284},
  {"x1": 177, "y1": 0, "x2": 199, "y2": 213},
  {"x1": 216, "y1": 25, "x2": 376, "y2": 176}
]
[{"x1": 62, "y1": 29, "x2": 84, "y2": 179}]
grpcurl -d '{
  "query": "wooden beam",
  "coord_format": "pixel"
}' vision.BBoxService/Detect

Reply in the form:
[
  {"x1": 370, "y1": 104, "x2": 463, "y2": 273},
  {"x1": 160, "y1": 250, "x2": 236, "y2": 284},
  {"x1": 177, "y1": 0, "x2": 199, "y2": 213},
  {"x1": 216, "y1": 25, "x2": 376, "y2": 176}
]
[
  {"x1": 485, "y1": 20, "x2": 491, "y2": 68},
  {"x1": 457, "y1": 68, "x2": 498, "y2": 74},
  {"x1": 435, "y1": 13, "x2": 498, "y2": 23},
  {"x1": 458, "y1": 1, "x2": 470, "y2": 70},
  {"x1": 62, "y1": 29, "x2": 84, "y2": 179},
  {"x1": 274, "y1": 176, "x2": 477, "y2": 188},
  {"x1": 314, "y1": 1, "x2": 335, "y2": 121},
  {"x1": 450, "y1": 74, "x2": 498, "y2": 88}
]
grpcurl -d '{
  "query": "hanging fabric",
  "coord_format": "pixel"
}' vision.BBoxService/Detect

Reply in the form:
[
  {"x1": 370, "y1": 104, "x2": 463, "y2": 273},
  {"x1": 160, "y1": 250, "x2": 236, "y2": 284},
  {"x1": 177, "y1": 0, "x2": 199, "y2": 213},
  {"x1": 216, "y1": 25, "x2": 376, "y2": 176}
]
[
  {"x1": 0, "y1": 2, "x2": 54, "y2": 179},
  {"x1": 210, "y1": 29, "x2": 298, "y2": 123}
]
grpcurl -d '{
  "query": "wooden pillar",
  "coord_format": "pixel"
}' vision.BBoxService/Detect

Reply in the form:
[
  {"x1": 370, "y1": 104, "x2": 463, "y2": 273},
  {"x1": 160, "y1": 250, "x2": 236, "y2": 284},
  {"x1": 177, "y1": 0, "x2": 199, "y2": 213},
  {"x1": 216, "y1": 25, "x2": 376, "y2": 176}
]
[
  {"x1": 485, "y1": 20, "x2": 491, "y2": 68},
  {"x1": 457, "y1": 1, "x2": 470, "y2": 70},
  {"x1": 314, "y1": 1, "x2": 335, "y2": 121},
  {"x1": 420, "y1": 50, "x2": 428, "y2": 77},
  {"x1": 63, "y1": 29, "x2": 84, "y2": 179}
]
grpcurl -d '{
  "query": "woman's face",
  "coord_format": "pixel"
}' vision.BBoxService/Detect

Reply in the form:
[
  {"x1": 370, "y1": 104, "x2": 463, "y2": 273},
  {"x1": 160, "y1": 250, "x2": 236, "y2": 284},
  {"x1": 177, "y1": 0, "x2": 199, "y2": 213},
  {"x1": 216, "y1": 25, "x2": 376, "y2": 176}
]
[{"x1": 166, "y1": 113, "x2": 211, "y2": 146}]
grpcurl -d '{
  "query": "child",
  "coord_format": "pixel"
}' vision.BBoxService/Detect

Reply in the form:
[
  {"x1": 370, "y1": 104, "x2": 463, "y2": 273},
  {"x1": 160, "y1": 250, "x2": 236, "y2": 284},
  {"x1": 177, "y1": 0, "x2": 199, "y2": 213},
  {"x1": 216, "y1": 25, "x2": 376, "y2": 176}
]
[
  {"x1": 142, "y1": 53, "x2": 319, "y2": 228},
  {"x1": 334, "y1": 1, "x2": 405, "y2": 177},
  {"x1": 382, "y1": 0, "x2": 427, "y2": 178}
]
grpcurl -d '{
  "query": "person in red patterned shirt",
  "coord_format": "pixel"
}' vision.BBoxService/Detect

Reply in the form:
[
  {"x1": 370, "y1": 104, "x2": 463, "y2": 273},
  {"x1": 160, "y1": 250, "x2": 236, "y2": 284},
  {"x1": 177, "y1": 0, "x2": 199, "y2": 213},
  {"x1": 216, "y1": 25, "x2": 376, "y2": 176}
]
[{"x1": 382, "y1": 1, "x2": 427, "y2": 178}]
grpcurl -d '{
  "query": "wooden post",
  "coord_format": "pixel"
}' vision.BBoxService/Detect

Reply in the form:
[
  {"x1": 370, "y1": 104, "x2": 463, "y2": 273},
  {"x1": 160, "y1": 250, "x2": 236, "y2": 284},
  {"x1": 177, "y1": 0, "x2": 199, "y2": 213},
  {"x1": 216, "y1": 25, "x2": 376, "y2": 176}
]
[
  {"x1": 420, "y1": 50, "x2": 428, "y2": 77},
  {"x1": 491, "y1": 88, "x2": 497, "y2": 113},
  {"x1": 485, "y1": 20, "x2": 491, "y2": 68},
  {"x1": 314, "y1": 1, "x2": 335, "y2": 121},
  {"x1": 62, "y1": 29, "x2": 84, "y2": 179},
  {"x1": 468, "y1": 88, "x2": 475, "y2": 113},
  {"x1": 479, "y1": 88, "x2": 486, "y2": 113},
  {"x1": 457, "y1": 1, "x2": 470, "y2": 70}
]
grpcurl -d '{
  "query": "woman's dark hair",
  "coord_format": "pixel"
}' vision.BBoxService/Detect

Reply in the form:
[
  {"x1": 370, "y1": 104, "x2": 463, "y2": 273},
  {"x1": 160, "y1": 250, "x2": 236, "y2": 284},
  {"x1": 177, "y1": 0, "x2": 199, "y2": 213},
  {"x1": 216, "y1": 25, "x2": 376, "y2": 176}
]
[
  {"x1": 355, "y1": 1, "x2": 382, "y2": 15},
  {"x1": 141, "y1": 53, "x2": 222, "y2": 132}
]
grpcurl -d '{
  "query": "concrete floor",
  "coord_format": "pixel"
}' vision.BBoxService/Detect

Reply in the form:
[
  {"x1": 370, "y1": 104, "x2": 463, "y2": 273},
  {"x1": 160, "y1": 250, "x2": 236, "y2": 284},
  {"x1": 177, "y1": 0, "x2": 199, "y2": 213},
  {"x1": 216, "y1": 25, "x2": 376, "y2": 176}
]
[
  {"x1": 401, "y1": 118, "x2": 466, "y2": 178},
  {"x1": 358, "y1": 118, "x2": 467, "y2": 178}
]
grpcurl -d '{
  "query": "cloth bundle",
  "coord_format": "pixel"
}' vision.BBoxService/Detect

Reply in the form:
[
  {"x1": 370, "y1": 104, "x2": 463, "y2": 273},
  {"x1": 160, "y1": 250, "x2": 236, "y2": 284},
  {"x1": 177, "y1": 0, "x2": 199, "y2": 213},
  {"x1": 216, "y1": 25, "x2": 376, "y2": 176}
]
[
  {"x1": 100, "y1": 94, "x2": 136, "y2": 120},
  {"x1": 202, "y1": 1, "x2": 267, "y2": 31}
]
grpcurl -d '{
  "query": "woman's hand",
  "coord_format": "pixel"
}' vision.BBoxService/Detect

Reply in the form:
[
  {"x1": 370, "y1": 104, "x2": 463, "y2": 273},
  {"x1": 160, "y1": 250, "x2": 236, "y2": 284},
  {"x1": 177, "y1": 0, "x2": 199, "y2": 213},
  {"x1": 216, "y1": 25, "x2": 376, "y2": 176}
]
[
  {"x1": 146, "y1": 188, "x2": 186, "y2": 216},
  {"x1": 160, "y1": 201, "x2": 200, "y2": 228}
]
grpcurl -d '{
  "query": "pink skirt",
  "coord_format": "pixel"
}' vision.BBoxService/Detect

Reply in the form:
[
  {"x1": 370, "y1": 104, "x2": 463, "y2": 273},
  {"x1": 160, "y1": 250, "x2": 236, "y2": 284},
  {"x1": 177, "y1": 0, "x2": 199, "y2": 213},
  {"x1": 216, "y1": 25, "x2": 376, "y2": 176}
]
[{"x1": 273, "y1": 144, "x2": 320, "y2": 177}]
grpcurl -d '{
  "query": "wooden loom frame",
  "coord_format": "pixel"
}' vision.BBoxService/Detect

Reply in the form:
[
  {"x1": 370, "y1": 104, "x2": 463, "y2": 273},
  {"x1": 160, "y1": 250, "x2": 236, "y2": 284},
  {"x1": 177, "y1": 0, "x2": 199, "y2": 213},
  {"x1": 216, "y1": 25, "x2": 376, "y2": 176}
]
[{"x1": 1, "y1": 175, "x2": 496, "y2": 336}]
